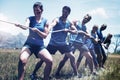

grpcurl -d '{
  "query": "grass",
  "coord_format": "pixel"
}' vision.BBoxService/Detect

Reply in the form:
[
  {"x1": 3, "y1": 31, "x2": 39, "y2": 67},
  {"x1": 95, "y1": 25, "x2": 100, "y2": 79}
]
[{"x1": 0, "y1": 49, "x2": 120, "y2": 80}]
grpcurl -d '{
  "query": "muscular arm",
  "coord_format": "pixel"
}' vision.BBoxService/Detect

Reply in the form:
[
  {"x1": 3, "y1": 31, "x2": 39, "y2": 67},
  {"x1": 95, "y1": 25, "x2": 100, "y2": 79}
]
[
  {"x1": 14, "y1": 18, "x2": 30, "y2": 30},
  {"x1": 48, "y1": 18, "x2": 58, "y2": 32}
]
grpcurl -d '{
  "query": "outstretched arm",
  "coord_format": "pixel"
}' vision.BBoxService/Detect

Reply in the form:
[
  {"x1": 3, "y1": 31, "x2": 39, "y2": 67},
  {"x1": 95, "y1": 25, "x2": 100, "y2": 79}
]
[
  {"x1": 77, "y1": 30, "x2": 91, "y2": 37},
  {"x1": 78, "y1": 30, "x2": 98, "y2": 43},
  {"x1": 14, "y1": 18, "x2": 30, "y2": 30}
]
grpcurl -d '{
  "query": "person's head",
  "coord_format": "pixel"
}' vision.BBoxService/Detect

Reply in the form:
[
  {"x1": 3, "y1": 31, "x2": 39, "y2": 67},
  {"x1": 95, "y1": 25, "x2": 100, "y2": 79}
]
[
  {"x1": 33, "y1": 2, "x2": 43, "y2": 17},
  {"x1": 107, "y1": 33, "x2": 113, "y2": 40},
  {"x1": 100, "y1": 24, "x2": 107, "y2": 31},
  {"x1": 62, "y1": 6, "x2": 71, "y2": 18},
  {"x1": 82, "y1": 14, "x2": 92, "y2": 24},
  {"x1": 92, "y1": 25, "x2": 98, "y2": 32}
]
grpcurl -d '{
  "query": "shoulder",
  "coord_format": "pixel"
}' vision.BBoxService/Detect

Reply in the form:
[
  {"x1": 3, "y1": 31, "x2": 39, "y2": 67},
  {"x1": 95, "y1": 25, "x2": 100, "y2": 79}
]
[
  {"x1": 52, "y1": 17, "x2": 59, "y2": 23},
  {"x1": 66, "y1": 19, "x2": 71, "y2": 24},
  {"x1": 42, "y1": 17, "x2": 47, "y2": 21},
  {"x1": 77, "y1": 21, "x2": 81, "y2": 26},
  {"x1": 28, "y1": 16, "x2": 35, "y2": 20},
  {"x1": 42, "y1": 17, "x2": 47, "y2": 23},
  {"x1": 55, "y1": 17, "x2": 59, "y2": 21}
]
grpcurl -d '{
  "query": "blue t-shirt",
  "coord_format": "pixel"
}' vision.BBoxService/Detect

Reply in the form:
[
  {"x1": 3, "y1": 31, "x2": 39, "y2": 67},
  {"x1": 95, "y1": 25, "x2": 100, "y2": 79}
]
[
  {"x1": 49, "y1": 17, "x2": 71, "y2": 46},
  {"x1": 85, "y1": 32, "x2": 96, "y2": 49},
  {"x1": 73, "y1": 21, "x2": 87, "y2": 44},
  {"x1": 25, "y1": 16, "x2": 47, "y2": 46},
  {"x1": 97, "y1": 29, "x2": 104, "y2": 42}
]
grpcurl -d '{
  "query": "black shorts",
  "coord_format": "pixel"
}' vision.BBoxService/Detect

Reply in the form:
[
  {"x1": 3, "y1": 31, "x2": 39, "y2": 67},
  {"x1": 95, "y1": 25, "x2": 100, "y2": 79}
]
[
  {"x1": 24, "y1": 43, "x2": 45, "y2": 58},
  {"x1": 47, "y1": 44, "x2": 72, "y2": 55}
]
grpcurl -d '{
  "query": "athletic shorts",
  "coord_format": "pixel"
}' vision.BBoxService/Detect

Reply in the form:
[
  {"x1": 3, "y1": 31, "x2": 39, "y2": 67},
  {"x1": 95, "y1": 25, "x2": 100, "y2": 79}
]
[
  {"x1": 47, "y1": 44, "x2": 72, "y2": 55},
  {"x1": 73, "y1": 42, "x2": 89, "y2": 53},
  {"x1": 24, "y1": 43, "x2": 45, "y2": 58}
]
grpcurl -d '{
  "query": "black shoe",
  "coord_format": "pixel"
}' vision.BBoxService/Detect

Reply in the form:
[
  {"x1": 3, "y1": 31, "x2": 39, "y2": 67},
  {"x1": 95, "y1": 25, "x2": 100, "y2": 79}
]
[
  {"x1": 55, "y1": 72, "x2": 60, "y2": 78},
  {"x1": 77, "y1": 73, "x2": 82, "y2": 78},
  {"x1": 30, "y1": 73, "x2": 38, "y2": 80},
  {"x1": 72, "y1": 73, "x2": 82, "y2": 78}
]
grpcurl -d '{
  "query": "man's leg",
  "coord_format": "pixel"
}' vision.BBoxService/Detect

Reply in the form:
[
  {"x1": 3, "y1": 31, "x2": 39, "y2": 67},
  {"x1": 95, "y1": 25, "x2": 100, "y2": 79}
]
[
  {"x1": 76, "y1": 53, "x2": 83, "y2": 69},
  {"x1": 18, "y1": 48, "x2": 31, "y2": 80},
  {"x1": 94, "y1": 45, "x2": 103, "y2": 68},
  {"x1": 65, "y1": 52, "x2": 78, "y2": 75},
  {"x1": 30, "y1": 60, "x2": 44, "y2": 79},
  {"x1": 38, "y1": 49, "x2": 53, "y2": 80},
  {"x1": 84, "y1": 51, "x2": 93, "y2": 73},
  {"x1": 101, "y1": 46, "x2": 107, "y2": 68},
  {"x1": 90, "y1": 50, "x2": 99, "y2": 69},
  {"x1": 55, "y1": 55, "x2": 69, "y2": 76}
]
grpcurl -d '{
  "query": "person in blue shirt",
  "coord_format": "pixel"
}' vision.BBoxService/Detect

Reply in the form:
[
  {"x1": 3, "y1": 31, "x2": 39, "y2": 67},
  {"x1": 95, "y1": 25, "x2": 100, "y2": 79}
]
[
  {"x1": 72, "y1": 14, "x2": 94, "y2": 74},
  {"x1": 84, "y1": 25, "x2": 99, "y2": 70},
  {"x1": 30, "y1": 6, "x2": 78, "y2": 78},
  {"x1": 15, "y1": 2, "x2": 53, "y2": 80},
  {"x1": 96, "y1": 24, "x2": 107, "y2": 68},
  {"x1": 47, "y1": 6, "x2": 78, "y2": 77},
  {"x1": 54, "y1": 14, "x2": 95, "y2": 76}
]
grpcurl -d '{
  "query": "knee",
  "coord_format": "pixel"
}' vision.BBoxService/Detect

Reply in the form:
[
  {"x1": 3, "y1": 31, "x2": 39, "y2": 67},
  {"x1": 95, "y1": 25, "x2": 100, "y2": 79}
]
[
  {"x1": 84, "y1": 51, "x2": 93, "y2": 59},
  {"x1": 77, "y1": 56, "x2": 82, "y2": 62},
  {"x1": 70, "y1": 55, "x2": 75, "y2": 61},
  {"x1": 46, "y1": 59, "x2": 53, "y2": 66},
  {"x1": 19, "y1": 55, "x2": 28, "y2": 64},
  {"x1": 66, "y1": 53, "x2": 75, "y2": 61},
  {"x1": 61, "y1": 59, "x2": 67, "y2": 63}
]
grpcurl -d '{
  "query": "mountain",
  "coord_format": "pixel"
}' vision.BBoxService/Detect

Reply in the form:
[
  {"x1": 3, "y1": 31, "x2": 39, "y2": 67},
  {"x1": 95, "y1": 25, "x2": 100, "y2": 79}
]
[{"x1": 0, "y1": 31, "x2": 27, "y2": 49}]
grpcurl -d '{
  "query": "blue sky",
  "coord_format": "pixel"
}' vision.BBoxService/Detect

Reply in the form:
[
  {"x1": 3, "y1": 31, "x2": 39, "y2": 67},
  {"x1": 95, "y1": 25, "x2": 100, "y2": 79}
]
[{"x1": 0, "y1": 0, "x2": 120, "y2": 36}]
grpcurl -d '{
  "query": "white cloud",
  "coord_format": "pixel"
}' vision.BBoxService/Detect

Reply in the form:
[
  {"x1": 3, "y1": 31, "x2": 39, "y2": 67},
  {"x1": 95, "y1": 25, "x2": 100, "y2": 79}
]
[
  {"x1": 0, "y1": 13, "x2": 8, "y2": 21},
  {"x1": 0, "y1": 13, "x2": 28, "y2": 35},
  {"x1": 88, "y1": 8, "x2": 109, "y2": 19}
]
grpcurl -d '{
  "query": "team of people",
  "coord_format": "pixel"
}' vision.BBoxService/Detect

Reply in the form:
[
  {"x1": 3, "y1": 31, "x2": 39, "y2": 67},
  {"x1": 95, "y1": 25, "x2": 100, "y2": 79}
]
[{"x1": 15, "y1": 2, "x2": 112, "y2": 80}]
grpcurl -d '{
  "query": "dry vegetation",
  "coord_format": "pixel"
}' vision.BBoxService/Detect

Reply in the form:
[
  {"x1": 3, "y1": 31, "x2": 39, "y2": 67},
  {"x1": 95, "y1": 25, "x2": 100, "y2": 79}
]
[{"x1": 0, "y1": 49, "x2": 120, "y2": 80}]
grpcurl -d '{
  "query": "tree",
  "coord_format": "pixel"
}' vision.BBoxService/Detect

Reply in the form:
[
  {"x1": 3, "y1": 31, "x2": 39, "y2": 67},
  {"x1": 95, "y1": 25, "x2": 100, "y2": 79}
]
[{"x1": 112, "y1": 34, "x2": 120, "y2": 53}]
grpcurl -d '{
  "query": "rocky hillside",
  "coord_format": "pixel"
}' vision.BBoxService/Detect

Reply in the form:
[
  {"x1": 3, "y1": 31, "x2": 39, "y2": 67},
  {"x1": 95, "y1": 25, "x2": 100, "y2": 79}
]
[{"x1": 0, "y1": 31, "x2": 27, "y2": 49}]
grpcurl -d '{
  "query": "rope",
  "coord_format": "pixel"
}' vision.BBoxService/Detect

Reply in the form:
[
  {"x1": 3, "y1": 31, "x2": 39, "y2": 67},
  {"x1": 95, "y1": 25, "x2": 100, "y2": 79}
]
[
  {"x1": 0, "y1": 20, "x2": 32, "y2": 29},
  {"x1": 50, "y1": 29, "x2": 65, "y2": 33},
  {"x1": 0, "y1": 20, "x2": 66, "y2": 33}
]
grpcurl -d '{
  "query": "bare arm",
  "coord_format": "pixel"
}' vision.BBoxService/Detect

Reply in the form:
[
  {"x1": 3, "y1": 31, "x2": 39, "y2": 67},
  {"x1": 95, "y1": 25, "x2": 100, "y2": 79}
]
[
  {"x1": 65, "y1": 21, "x2": 77, "y2": 34},
  {"x1": 77, "y1": 30, "x2": 91, "y2": 37},
  {"x1": 48, "y1": 18, "x2": 58, "y2": 32},
  {"x1": 14, "y1": 18, "x2": 30, "y2": 30}
]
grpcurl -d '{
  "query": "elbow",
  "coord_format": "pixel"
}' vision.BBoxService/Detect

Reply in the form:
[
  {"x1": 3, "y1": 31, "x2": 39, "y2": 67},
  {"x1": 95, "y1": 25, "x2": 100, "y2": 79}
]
[
  {"x1": 43, "y1": 32, "x2": 50, "y2": 39},
  {"x1": 43, "y1": 34, "x2": 48, "y2": 39},
  {"x1": 43, "y1": 35, "x2": 47, "y2": 39}
]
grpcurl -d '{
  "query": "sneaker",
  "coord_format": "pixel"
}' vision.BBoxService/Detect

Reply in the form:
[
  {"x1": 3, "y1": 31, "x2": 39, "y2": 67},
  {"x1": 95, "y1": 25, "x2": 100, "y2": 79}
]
[
  {"x1": 30, "y1": 73, "x2": 38, "y2": 80},
  {"x1": 92, "y1": 71, "x2": 99, "y2": 76},
  {"x1": 55, "y1": 72, "x2": 60, "y2": 78},
  {"x1": 72, "y1": 73, "x2": 82, "y2": 78},
  {"x1": 77, "y1": 73, "x2": 82, "y2": 78}
]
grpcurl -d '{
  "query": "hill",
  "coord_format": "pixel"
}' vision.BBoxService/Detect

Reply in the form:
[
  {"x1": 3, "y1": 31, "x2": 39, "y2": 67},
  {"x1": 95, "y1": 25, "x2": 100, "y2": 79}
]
[{"x1": 0, "y1": 31, "x2": 27, "y2": 49}]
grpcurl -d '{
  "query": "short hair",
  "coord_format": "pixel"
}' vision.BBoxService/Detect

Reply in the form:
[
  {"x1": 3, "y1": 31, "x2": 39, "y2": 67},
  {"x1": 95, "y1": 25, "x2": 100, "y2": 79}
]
[
  {"x1": 33, "y1": 2, "x2": 43, "y2": 11},
  {"x1": 107, "y1": 33, "x2": 113, "y2": 38},
  {"x1": 93, "y1": 25, "x2": 98, "y2": 30},
  {"x1": 101, "y1": 24, "x2": 107, "y2": 30},
  {"x1": 101, "y1": 24, "x2": 107, "y2": 28},
  {"x1": 62, "y1": 6, "x2": 71, "y2": 14},
  {"x1": 84, "y1": 14, "x2": 92, "y2": 21}
]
